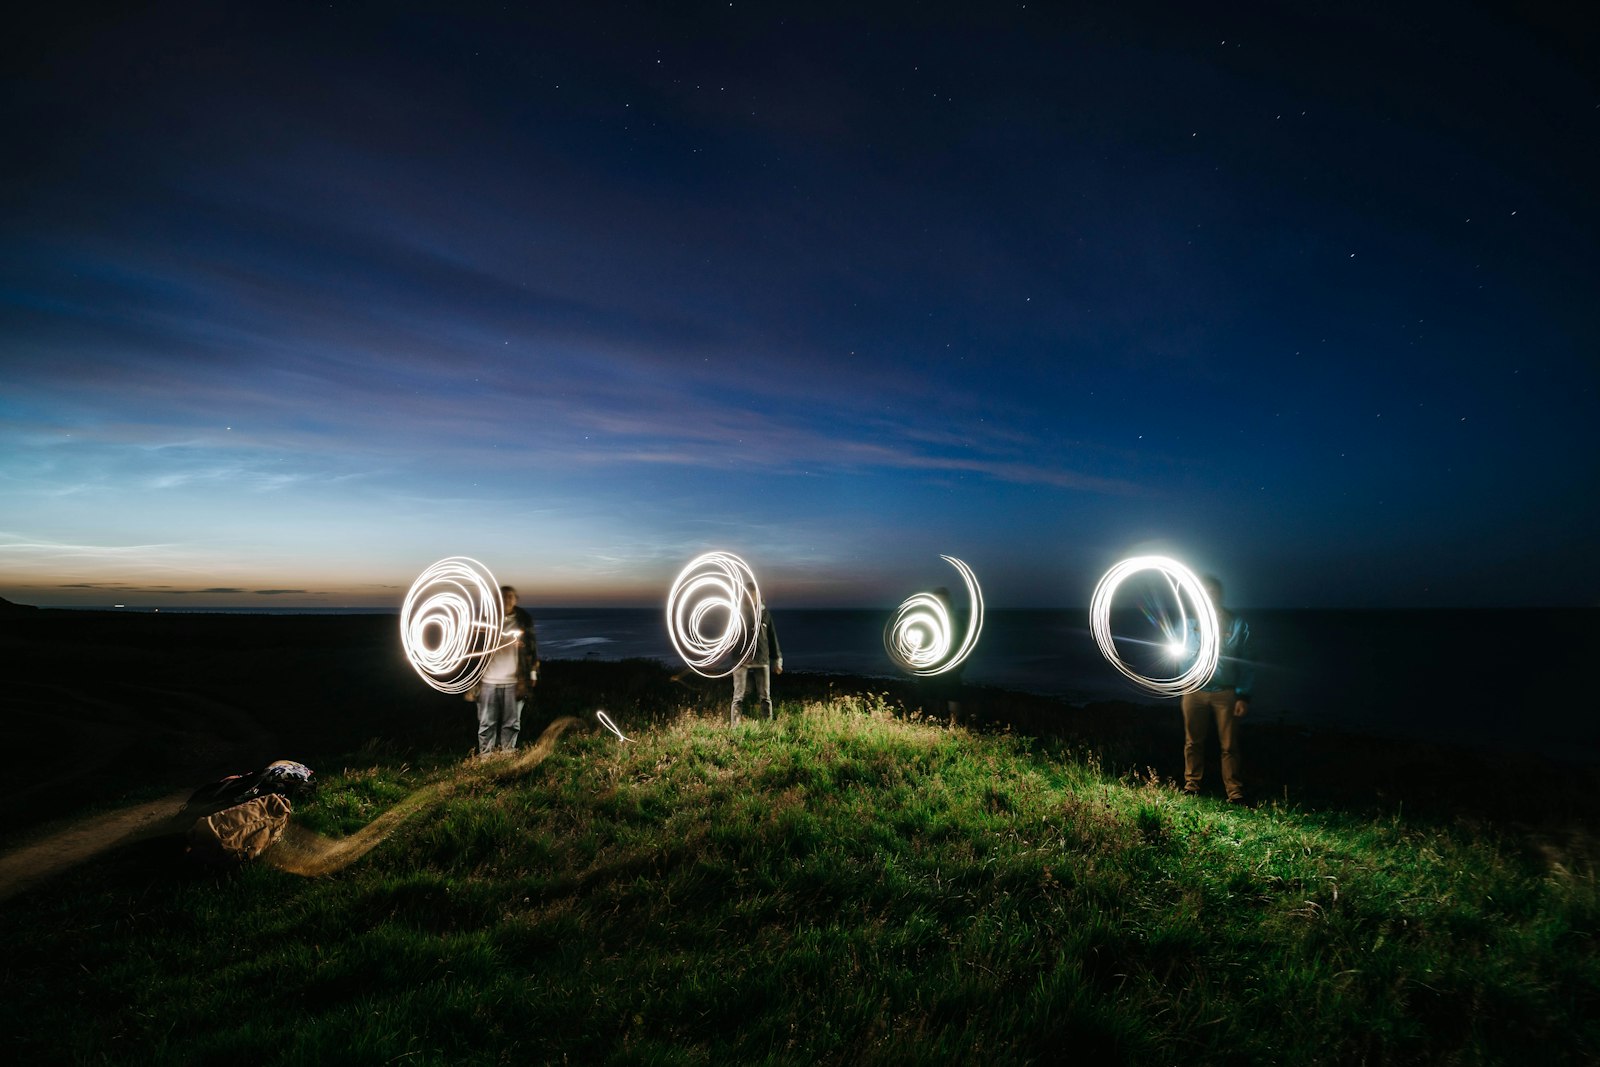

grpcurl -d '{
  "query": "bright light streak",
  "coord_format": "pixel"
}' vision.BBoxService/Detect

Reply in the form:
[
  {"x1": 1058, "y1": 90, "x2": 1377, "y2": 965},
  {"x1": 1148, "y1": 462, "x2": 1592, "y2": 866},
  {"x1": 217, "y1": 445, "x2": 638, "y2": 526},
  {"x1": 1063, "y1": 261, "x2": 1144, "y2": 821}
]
[
  {"x1": 666, "y1": 551, "x2": 762, "y2": 678},
  {"x1": 596, "y1": 710, "x2": 632, "y2": 743},
  {"x1": 883, "y1": 555, "x2": 985, "y2": 676},
  {"x1": 399, "y1": 556, "x2": 515, "y2": 694},
  {"x1": 1090, "y1": 555, "x2": 1219, "y2": 696}
]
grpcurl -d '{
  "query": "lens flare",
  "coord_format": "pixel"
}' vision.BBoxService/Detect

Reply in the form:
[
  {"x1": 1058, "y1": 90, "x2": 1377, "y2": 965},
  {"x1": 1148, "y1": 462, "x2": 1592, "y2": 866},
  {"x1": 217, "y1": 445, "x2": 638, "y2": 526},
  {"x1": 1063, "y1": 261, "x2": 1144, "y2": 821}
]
[
  {"x1": 666, "y1": 551, "x2": 763, "y2": 678},
  {"x1": 400, "y1": 556, "x2": 515, "y2": 694},
  {"x1": 1090, "y1": 555, "x2": 1219, "y2": 696},
  {"x1": 883, "y1": 555, "x2": 985, "y2": 676}
]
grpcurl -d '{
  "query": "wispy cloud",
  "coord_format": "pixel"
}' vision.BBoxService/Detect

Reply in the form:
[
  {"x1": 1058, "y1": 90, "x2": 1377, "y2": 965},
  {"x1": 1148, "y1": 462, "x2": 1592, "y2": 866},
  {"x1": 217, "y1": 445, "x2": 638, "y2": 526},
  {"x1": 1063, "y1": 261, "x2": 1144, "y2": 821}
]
[
  {"x1": 0, "y1": 533, "x2": 230, "y2": 596},
  {"x1": 565, "y1": 404, "x2": 1145, "y2": 494},
  {"x1": 0, "y1": 534, "x2": 185, "y2": 559}
]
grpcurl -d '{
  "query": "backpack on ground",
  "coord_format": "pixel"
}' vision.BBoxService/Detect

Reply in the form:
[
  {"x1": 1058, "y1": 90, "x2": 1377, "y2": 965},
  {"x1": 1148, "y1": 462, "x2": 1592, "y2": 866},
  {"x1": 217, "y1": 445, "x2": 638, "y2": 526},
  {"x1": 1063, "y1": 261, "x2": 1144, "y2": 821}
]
[
  {"x1": 186, "y1": 794, "x2": 293, "y2": 864},
  {"x1": 185, "y1": 759, "x2": 317, "y2": 813}
]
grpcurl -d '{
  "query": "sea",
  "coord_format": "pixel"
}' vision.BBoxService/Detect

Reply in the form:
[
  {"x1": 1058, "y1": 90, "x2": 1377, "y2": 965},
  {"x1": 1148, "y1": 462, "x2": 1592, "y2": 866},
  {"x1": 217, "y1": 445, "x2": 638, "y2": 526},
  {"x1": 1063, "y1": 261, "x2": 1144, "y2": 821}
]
[
  {"x1": 98, "y1": 605, "x2": 1600, "y2": 762},
  {"x1": 540, "y1": 606, "x2": 1600, "y2": 763}
]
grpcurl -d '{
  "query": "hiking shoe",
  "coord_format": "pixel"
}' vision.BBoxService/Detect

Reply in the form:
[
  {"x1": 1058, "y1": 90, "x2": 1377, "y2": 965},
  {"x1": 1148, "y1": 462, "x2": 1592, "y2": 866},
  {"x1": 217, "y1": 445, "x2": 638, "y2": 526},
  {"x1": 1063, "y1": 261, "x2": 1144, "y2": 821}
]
[
  {"x1": 1182, "y1": 786, "x2": 1200, "y2": 797},
  {"x1": 1227, "y1": 795, "x2": 1252, "y2": 807}
]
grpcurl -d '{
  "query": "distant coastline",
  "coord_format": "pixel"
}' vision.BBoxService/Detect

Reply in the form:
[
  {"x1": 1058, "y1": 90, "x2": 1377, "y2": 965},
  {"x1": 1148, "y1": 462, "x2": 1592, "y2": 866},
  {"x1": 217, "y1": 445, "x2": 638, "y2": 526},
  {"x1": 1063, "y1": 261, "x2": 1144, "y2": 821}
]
[{"x1": 7, "y1": 602, "x2": 1598, "y2": 765}]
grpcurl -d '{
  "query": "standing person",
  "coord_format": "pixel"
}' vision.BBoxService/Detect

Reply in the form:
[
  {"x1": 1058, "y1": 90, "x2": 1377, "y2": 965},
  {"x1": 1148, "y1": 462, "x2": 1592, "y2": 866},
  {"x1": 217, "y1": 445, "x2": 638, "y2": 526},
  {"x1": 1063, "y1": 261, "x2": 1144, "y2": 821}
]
[
  {"x1": 1181, "y1": 575, "x2": 1253, "y2": 803},
  {"x1": 915, "y1": 586, "x2": 965, "y2": 727},
  {"x1": 730, "y1": 581, "x2": 782, "y2": 725},
  {"x1": 476, "y1": 584, "x2": 539, "y2": 755}
]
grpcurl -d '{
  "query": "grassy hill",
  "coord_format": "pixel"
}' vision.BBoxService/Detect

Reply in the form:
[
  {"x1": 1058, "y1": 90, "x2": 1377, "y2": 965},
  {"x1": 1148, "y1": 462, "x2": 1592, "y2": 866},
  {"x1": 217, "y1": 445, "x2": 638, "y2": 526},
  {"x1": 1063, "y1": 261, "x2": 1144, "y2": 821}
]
[{"x1": 3, "y1": 690, "x2": 1597, "y2": 1065}]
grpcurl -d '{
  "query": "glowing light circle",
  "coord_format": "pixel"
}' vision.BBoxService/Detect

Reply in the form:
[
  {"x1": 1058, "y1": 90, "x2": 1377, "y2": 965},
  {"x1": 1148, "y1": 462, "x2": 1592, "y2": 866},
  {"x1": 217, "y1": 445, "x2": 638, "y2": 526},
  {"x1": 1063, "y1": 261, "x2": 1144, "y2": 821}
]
[
  {"x1": 666, "y1": 551, "x2": 763, "y2": 678},
  {"x1": 400, "y1": 556, "x2": 514, "y2": 694},
  {"x1": 1090, "y1": 555, "x2": 1219, "y2": 696},
  {"x1": 884, "y1": 555, "x2": 985, "y2": 676}
]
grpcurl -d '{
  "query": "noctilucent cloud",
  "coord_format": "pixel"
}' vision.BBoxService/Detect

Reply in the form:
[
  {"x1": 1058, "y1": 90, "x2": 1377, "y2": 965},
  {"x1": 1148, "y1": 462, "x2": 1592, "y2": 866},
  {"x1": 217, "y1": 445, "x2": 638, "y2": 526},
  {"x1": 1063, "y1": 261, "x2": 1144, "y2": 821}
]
[{"x1": 3, "y1": 2, "x2": 1596, "y2": 610}]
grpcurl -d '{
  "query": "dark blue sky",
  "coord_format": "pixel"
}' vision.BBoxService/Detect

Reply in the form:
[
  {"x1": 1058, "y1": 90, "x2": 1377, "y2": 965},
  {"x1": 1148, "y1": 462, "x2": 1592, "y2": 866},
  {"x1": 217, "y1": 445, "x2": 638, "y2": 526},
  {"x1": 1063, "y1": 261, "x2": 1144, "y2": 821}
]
[{"x1": 3, "y1": 1, "x2": 1596, "y2": 609}]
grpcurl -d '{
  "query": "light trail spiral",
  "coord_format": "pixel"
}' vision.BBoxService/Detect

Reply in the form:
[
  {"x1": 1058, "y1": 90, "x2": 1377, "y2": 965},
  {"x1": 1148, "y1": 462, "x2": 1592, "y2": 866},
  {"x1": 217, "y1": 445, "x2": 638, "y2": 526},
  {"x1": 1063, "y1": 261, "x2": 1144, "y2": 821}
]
[
  {"x1": 883, "y1": 555, "x2": 985, "y2": 676},
  {"x1": 666, "y1": 551, "x2": 763, "y2": 678},
  {"x1": 400, "y1": 556, "x2": 514, "y2": 694},
  {"x1": 1089, "y1": 555, "x2": 1219, "y2": 696}
]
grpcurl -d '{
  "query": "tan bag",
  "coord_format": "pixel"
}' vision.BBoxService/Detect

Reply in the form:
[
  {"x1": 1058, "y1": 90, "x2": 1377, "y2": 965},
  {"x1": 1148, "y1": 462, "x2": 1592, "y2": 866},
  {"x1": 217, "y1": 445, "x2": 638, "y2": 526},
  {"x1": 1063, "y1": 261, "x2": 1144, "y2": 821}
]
[{"x1": 187, "y1": 794, "x2": 292, "y2": 863}]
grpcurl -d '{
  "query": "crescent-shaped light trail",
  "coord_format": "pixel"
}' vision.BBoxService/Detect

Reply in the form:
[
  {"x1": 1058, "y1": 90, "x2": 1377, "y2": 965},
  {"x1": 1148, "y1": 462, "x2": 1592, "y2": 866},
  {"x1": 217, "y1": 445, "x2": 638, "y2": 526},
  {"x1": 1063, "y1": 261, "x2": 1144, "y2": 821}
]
[
  {"x1": 400, "y1": 556, "x2": 516, "y2": 694},
  {"x1": 666, "y1": 551, "x2": 763, "y2": 678},
  {"x1": 883, "y1": 555, "x2": 985, "y2": 676},
  {"x1": 1089, "y1": 555, "x2": 1219, "y2": 696}
]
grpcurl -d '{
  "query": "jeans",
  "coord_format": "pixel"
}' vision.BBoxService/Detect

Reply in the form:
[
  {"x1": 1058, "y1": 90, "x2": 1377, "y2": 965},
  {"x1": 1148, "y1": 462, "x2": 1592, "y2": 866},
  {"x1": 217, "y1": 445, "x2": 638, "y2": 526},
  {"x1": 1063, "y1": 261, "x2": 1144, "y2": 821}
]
[
  {"x1": 477, "y1": 682, "x2": 521, "y2": 754},
  {"x1": 731, "y1": 665, "x2": 772, "y2": 724}
]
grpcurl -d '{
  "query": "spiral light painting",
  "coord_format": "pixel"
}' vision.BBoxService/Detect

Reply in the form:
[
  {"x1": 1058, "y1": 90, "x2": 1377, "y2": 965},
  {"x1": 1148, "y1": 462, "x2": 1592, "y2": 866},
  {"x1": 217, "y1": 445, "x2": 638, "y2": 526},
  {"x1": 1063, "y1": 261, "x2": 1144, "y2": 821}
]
[
  {"x1": 666, "y1": 551, "x2": 762, "y2": 678},
  {"x1": 400, "y1": 556, "x2": 514, "y2": 694},
  {"x1": 884, "y1": 555, "x2": 985, "y2": 676},
  {"x1": 1090, "y1": 555, "x2": 1219, "y2": 696}
]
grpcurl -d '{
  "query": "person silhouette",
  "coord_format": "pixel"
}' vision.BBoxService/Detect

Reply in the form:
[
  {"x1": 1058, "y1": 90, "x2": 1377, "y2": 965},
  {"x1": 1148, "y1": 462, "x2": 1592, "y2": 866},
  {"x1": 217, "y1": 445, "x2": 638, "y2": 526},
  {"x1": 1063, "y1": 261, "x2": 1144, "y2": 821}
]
[
  {"x1": 1181, "y1": 575, "x2": 1253, "y2": 803},
  {"x1": 730, "y1": 581, "x2": 782, "y2": 725},
  {"x1": 474, "y1": 584, "x2": 539, "y2": 755}
]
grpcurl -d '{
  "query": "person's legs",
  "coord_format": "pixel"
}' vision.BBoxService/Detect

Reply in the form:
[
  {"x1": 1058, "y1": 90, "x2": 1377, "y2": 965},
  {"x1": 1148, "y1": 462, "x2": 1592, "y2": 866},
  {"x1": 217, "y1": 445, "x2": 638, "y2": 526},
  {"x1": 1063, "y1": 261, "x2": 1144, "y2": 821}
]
[
  {"x1": 498, "y1": 688, "x2": 522, "y2": 751},
  {"x1": 731, "y1": 668, "x2": 748, "y2": 725},
  {"x1": 1181, "y1": 691, "x2": 1209, "y2": 792},
  {"x1": 751, "y1": 665, "x2": 772, "y2": 720},
  {"x1": 1213, "y1": 694, "x2": 1244, "y2": 801},
  {"x1": 476, "y1": 686, "x2": 499, "y2": 755}
]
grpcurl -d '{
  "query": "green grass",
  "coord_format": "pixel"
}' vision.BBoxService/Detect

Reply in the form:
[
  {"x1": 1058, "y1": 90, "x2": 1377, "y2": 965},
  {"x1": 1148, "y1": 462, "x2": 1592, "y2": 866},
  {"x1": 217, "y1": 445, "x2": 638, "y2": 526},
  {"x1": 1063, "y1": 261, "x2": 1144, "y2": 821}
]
[{"x1": 4, "y1": 693, "x2": 1597, "y2": 1065}]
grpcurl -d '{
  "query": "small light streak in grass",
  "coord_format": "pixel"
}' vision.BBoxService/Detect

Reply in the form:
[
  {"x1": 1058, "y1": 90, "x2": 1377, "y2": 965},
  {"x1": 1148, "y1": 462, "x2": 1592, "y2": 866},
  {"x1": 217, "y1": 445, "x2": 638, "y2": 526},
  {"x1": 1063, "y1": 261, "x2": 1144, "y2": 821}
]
[{"x1": 596, "y1": 710, "x2": 632, "y2": 743}]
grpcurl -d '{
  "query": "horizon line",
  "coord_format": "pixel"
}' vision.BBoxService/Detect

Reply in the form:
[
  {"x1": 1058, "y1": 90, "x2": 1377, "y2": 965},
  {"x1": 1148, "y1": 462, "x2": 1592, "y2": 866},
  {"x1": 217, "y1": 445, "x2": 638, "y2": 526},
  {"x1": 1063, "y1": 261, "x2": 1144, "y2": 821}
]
[{"x1": 12, "y1": 601, "x2": 1596, "y2": 614}]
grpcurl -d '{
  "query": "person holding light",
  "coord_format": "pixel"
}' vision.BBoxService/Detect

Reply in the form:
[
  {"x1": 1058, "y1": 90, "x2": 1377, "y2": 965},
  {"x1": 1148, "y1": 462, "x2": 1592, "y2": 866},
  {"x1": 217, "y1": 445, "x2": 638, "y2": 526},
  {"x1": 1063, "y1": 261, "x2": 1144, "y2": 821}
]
[
  {"x1": 1181, "y1": 575, "x2": 1253, "y2": 803},
  {"x1": 474, "y1": 584, "x2": 539, "y2": 755},
  {"x1": 730, "y1": 580, "x2": 782, "y2": 725}
]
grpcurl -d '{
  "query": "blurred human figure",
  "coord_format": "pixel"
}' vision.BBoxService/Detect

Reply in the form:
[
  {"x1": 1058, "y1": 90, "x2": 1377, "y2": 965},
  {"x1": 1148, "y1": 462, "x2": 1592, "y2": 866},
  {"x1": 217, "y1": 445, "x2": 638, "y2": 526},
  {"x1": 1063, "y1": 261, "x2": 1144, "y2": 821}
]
[
  {"x1": 915, "y1": 586, "x2": 965, "y2": 727},
  {"x1": 1181, "y1": 575, "x2": 1253, "y2": 802},
  {"x1": 476, "y1": 584, "x2": 539, "y2": 755},
  {"x1": 731, "y1": 582, "x2": 782, "y2": 725}
]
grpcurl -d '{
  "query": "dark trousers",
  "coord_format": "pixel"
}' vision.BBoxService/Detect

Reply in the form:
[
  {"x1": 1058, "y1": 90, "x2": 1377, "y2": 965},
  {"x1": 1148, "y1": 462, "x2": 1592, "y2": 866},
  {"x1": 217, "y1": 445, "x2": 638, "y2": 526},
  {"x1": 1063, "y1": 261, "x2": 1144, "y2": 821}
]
[{"x1": 1181, "y1": 689, "x2": 1243, "y2": 799}]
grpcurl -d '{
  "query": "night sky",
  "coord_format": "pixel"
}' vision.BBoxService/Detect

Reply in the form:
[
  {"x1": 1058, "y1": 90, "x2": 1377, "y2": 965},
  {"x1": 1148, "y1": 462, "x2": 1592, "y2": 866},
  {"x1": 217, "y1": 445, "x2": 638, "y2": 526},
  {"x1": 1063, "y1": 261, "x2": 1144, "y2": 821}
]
[{"x1": 4, "y1": 1, "x2": 1596, "y2": 610}]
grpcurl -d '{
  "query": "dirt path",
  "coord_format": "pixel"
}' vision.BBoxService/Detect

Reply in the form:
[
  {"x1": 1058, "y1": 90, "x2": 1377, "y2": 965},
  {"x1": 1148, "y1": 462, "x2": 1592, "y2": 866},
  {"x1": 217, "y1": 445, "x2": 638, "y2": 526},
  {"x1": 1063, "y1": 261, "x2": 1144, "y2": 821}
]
[
  {"x1": 0, "y1": 679, "x2": 282, "y2": 903},
  {"x1": 0, "y1": 790, "x2": 192, "y2": 904}
]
